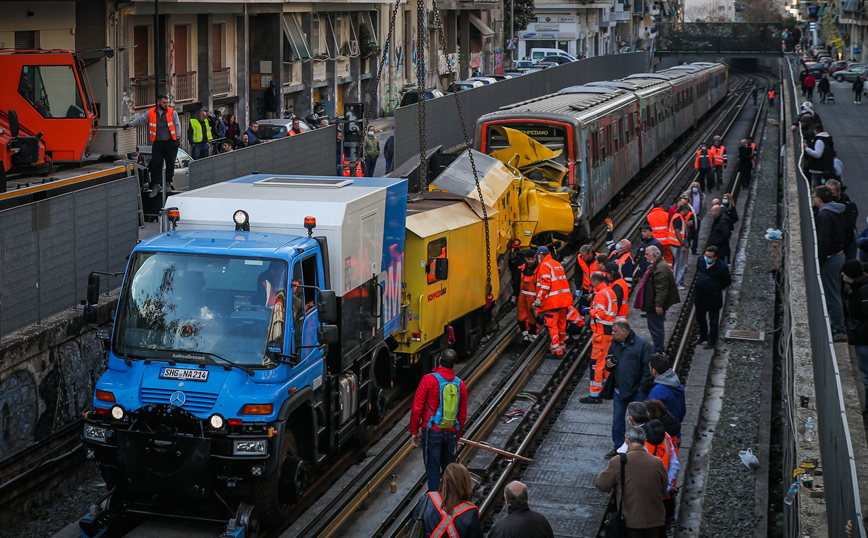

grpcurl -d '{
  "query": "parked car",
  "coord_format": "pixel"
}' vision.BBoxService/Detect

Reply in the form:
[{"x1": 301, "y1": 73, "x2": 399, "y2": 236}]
[
  {"x1": 256, "y1": 118, "x2": 313, "y2": 139},
  {"x1": 488, "y1": 74, "x2": 514, "y2": 81},
  {"x1": 801, "y1": 61, "x2": 827, "y2": 77},
  {"x1": 445, "y1": 80, "x2": 485, "y2": 93},
  {"x1": 829, "y1": 60, "x2": 850, "y2": 74},
  {"x1": 515, "y1": 60, "x2": 534, "y2": 70},
  {"x1": 535, "y1": 61, "x2": 560, "y2": 69},
  {"x1": 137, "y1": 146, "x2": 192, "y2": 191},
  {"x1": 466, "y1": 76, "x2": 498, "y2": 85},
  {"x1": 530, "y1": 48, "x2": 577, "y2": 63},
  {"x1": 835, "y1": 64, "x2": 867, "y2": 82},
  {"x1": 398, "y1": 88, "x2": 445, "y2": 107},
  {"x1": 543, "y1": 53, "x2": 575, "y2": 64}
]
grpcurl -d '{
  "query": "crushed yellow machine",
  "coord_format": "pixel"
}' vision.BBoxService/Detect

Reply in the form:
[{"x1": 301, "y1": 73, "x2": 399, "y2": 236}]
[{"x1": 394, "y1": 130, "x2": 576, "y2": 364}]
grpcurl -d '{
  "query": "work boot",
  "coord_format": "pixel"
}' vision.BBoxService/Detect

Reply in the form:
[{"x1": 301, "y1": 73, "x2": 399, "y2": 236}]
[
  {"x1": 580, "y1": 395, "x2": 602, "y2": 404},
  {"x1": 522, "y1": 330, "x2": 530, "y2": 343},
  {"x1": 149, "y1": 184, "x2": 162, "y2": 198},
  {"x1": 604, "y1": 447, "x2": 619, "y2": 459}
]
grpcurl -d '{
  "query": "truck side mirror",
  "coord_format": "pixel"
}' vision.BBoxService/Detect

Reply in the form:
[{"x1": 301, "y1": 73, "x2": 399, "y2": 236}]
[
  {"x1": 434, "y1": 258, "x2": 449, "y2": 281},
  {"x1": 318, "y1": 290, "x2": 338, "y2": 324},
  {"x1": 84, "y1": 305, "x2": 99, "y2": 324},
  {"x1": 87, "y1": 273, "x2": 101, "y2": 305},
  {"x1": 317, "y1": 325, "x2": 339, "y2": 345}
]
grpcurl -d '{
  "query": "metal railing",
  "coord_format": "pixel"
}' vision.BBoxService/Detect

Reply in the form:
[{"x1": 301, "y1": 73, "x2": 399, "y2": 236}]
[
  {"x1": 131, "y1": 76, "x2": 157, "y2": 109},
  {"x1": 173, "y1": 71, "x2": 197, "y2": 102},
  {"x1": 284, "y1": 62, "x2": 303, "y2": 86},
  {"x1": 212, "y1": 67, "x2": 232, "y2": 96}
]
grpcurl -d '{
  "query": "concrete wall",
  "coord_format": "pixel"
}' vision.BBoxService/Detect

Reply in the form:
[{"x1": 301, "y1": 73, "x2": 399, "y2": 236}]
[
  {"x1": 0, "y1": 1, "x2": 76, "y2": 50},
  {"x1": 393, "y1": 51, "x2": 649, "y2": 166}
]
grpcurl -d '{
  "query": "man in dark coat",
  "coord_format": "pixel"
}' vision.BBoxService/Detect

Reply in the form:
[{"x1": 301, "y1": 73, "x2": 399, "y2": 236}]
[
  {"x1": 264, "y1": 80, "x2": 279, "y2": 119},
  {"x1": 635, "y1": 224, "x2": 664, "y2": 282},
  {"x1": 736, "y1": 138, "x2": 754, "y2": 188},
  {"x1": 706, "y1": 205, "x2": 733, "y2": 264},
  {"x1": 605, "y1": 318, "x2": 655, "y2": 458},
  {"x1": 842, "y1": 260, "x2": 868, "y2": 413},
  {"x1": 694, "y1": 246, "x2": 732, "y2": 348},
  {"x1": 814, "y1": 185, "x2": 848, "y2": 340},
  {"x1": 488, "y1": 481, "x2": 554, "y2": 538},
  {"x1": 383, "y1": 135, "x2": 395, "y2": 174},
  {"x1": 638, "y1": 246, "x2": 681, "y2": 353}
]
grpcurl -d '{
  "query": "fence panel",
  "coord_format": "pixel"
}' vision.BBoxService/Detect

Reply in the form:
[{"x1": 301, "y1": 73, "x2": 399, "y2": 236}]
[
  {"x1": 0, "y1": 176, "x2": 138, "y2": 336},
  {"x1": 188, "y1": 126, "x2": 339, "y2": 190},
  {"x1": 394, "y1": 52, "x2": 649, "y2": 167}
]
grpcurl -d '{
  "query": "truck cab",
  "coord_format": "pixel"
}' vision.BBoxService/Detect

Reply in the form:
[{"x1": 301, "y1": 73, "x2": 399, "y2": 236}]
[{"x1": 81, "y1": 175, "x2": 407, "y2": 533}]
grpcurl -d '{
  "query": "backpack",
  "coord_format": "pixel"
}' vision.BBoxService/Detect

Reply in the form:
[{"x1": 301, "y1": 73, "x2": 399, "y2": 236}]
[{"x1": 427, "y1": 373, "x2": 461, "y2": 430}]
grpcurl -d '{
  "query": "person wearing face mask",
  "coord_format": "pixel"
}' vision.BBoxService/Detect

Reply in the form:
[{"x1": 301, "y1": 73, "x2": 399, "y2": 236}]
[
  {"x1": 363, "y1": 127, "x2": 381, "y2": 177},
  {"x1": 694, "y1": 143, "x2": 714, "y2": 192},
  {"x1": 604, "y1": 218, "x2": 635, "y2": 288},
  {"x1": 842, "y1": 260, "x2": 868, "y2": 414},
  {"x1": 693, "y1": 246, "x2": 731, "y2": 349},
  {"x1": 681, "y1": 182, "x2": 707, "y2": 255},
  {"x1": 721, "y1": 193, "x2": 738, "y2": 232}
]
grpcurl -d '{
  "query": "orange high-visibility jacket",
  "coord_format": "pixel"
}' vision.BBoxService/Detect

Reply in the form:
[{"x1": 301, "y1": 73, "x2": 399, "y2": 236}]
[
  {"x1": 536, "y1": 254, "x2": 573, "y2": 310},
  {"x1": 709, "y1": 144, "x2": 726, "y2": 166},
  {"x1": 148, "y1": 107, "x2": 178, "y2": 142},
  {"x1": 590, "y1": 283, "x2": 617, "y2": 335},
  {"x1": 576, "y1": 253, "x2": 598, "y2": 292},
  {"x1": 667, "y1": 213, "x2": 687, "y2": 246},
  {"x1": 647, "y1": 208, "x2": 671, "y2": 245},
  {"x1": 610, "y1": 277, "x2": 630, "y2": 318},
  {"x1": 694, "y1": 148, "x2": 714, "y2": 169}
]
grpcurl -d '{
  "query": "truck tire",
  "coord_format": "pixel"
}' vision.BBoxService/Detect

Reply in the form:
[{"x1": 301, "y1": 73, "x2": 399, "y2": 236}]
[{"x1": 252, "y1": 431, "x2": 306, "y2": 529}]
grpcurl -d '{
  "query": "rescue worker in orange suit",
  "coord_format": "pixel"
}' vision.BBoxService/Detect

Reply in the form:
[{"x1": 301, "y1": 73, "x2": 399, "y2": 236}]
[
  {"x1": 646, "y1": 202, "x2": 674, "y2": 267},
  {"x1": 564, "y1": 304, "x2": 586, "y2": 344},
  {"x1": 580, "y1": 272, "x2": 618, "y2": 403},
  {"x1": 124, "y1": 93, "x2": 182, "y2": 192},
  {"x1": 708, "y1": 136, "x2": 727, "y2": 189},
  {"x1": 604, "y1": 218, "x2": 635, "y2": 288},
  {"x1": 515, "y1": 250, "x2": 540, "y2": 343},
  {"x1": 605, "y1": 263, "x2": 630, "y2": 319},
  {"x1": 532, "y1": 246, "x2": 572, "y2": 355},
  {"x1": 574, "y1": 245, "x2": 599, "y2": 308},
  {"x1": 694, "y1": 142, "x2": 715, "y2": 192}
]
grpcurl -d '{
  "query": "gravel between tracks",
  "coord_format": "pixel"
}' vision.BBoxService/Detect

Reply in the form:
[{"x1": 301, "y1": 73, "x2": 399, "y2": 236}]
[{"x1": 694, "y1": 93, "x2": 780, "y2": 536}]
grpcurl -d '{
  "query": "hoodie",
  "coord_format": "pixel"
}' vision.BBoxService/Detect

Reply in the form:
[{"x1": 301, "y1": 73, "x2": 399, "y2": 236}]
[
  {"x1": 816, "y1": 202, "x2": 847, "y2": 264},
  {"x1": 648, "y1": 369, "x2": 686, "y2": 429}
]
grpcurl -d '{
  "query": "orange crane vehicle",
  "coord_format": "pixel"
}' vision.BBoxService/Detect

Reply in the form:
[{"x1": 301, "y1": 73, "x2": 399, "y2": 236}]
[{"x1": 0, "y1": 49, "x2": 99, "y2": 185}]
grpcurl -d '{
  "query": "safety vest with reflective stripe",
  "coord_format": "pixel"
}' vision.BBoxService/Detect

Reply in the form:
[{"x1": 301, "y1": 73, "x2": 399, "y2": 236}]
[
  {"x1": 694, "y1": 149, "x2": 713, "y2": 169},
  {"x1": 576, "y1": 253, "x2": 598, "y2": 292},
  {"x1": 566, "y1": 305, "x2": 584, "y2": 326},
  {"x1": 148, "y1": 106, "x2": 178, "y2": 142},
  {"x1": 647, "y1": 431, "x2": 679, "y2": 490},
  {"x1": 767, "y1": 90, "x2": 775, "y2": 99},
  {"x1": 518, "y1": 263, "x2": 537, "y2": 297},
  {"x1": 590, "y1": 283, "x2": 617, "y2": 335},
  {"x1": 709, "y1": 144, "x2": 726, "y2": 166},
  {"x1": 428, "y1": 492, "x2": 478, "y2": 538},
  {"x1": 647, "y1": 208, "x2": 671, "y2": 245},
  {"x1": 667, "y1": 213, "x2": 686, "y2": 246},
  {"x1": 750, "y1": 142, "x2": 757, "y2": 162},
  {"x1": 610, "y1": 278, "x2": 630, "y2": 318},
  {"x1": 190, "y1": 118, "x2": 213, "y2": 143},
  {"x1": 341, "y1": 156, "x2": 364, "y2": 177},
  {"x1": 610, "y1": 251, "x2": 634, "y2": 281},
  {"x1": 536, "y1": 254, "x2": 573, "y2": 310}
]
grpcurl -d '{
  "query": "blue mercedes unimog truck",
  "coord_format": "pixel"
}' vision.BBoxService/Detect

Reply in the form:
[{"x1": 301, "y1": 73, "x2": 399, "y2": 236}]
[{"x1": 80, "y1": 175, "x2": 408, "y2": 536}]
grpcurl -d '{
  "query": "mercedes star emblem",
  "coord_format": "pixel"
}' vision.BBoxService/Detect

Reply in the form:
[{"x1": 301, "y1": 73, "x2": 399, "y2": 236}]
[{"x1": 169, "y1": 391, "x2": 186, "y2": 406}]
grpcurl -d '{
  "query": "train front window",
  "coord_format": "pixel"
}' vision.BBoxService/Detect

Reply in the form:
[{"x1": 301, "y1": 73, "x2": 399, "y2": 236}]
[{"x1": 485, "y1": 123, "x2": 570, "y2": 167}]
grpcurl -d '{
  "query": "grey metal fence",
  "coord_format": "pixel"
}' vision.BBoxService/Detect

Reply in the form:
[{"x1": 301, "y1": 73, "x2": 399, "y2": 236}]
[
  {"x1": 393, "y1": 52, "x2": 650, "y2": 167},
  {"x1": 188, "y1": 126, "x2": 339, "y2": 190},
  {"x1": 787, "y1": 59, "x2": 866, "y2": 538},
  {"x1": 0, "y1": 176, "x2": 139, "y2": 336}
]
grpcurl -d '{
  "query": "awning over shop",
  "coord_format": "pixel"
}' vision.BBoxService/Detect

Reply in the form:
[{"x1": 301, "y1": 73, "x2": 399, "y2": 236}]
[
  {"x1": 469, "y1": 13, "x2": 495, "y2": 36},
  {"x1": 283, "y1": 13, "x2": 312, "y2": 60}
]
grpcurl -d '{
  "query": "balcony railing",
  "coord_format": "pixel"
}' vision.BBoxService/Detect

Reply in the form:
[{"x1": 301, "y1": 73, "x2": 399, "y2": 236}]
[
  {"x1": 173, "y1": 72, "x2": 197, "y2": 102},
  {"x1": 131, "y1": 76, "x2": 157, "y2": 109},
  {"x1": 212, "y1": 67, "x2": 232, "y2": 96},
  {"x1": 313, "y1": 61, "x2": 327, "y2": 81},
  {"x1": 284, "y1": 62, "x2": 303, "y2": 86}
]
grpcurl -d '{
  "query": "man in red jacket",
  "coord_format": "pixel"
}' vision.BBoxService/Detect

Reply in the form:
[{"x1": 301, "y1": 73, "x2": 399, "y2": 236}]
[{"x1": 409, "y1": 349, "x2": 468, "y2": 491}]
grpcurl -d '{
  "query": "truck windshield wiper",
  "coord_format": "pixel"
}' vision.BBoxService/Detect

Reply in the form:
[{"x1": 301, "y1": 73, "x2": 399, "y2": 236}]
[{"x1": 164, "y1": 350, "x2": 255, "y2": 376}]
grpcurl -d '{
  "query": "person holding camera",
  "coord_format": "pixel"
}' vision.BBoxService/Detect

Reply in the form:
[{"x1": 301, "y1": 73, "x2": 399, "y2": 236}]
[
  {"x1": 125, "y1": 94, "x2": 182, "y2": 192},
  {"x1": 604, "y1": 318, "x2": 655, "y2": 460}
]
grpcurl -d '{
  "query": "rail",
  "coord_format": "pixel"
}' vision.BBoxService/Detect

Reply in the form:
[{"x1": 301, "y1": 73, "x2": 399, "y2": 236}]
[
  {"x1": 173, "y1": 72, "x2": 197, "y2": 103},
  {"x1": 130, "y1": 76, "x2": 157, "y2": 109},
  {"x1": 212, "y1": 68, "x2": 232, "y2": 97}
]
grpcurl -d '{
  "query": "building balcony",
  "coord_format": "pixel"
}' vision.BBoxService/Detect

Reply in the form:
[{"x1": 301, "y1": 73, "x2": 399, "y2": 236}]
[
  {"x1": 283, "y1": 62, "x2": 303, "y2": 87},
  {"x1": 131, "y1": 76, "x2": 157, "y2": 109},
  {"x1": 212, "y1": 67, "x2": 232, "y2": 97},
  {"x1": 173, "y1": 72, "x2": 197, "y2": 103}
]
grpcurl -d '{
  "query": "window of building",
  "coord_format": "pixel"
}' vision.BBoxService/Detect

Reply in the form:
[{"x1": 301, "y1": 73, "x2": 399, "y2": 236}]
[
  {"x1": 133, "y1": 26, "x2": 150, "y2": 77},
  {"x1": 174, "y1": 25, "x2": 189, "y2": 74},
  {"x1": 212, "y1": 24, "x2": 224, "y2": 70},
  {"x1": 15, "y1": 31, "x2": 37, "y2": 50}
]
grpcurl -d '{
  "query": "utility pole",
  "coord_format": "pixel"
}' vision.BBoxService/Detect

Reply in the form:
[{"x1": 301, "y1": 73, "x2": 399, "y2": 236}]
[
  {"x1": 510, "y1": 0, "x2": 514, "y2": 66},
  {"x1": 154, "y1": 0, "x2": 160, "y2": 100}
]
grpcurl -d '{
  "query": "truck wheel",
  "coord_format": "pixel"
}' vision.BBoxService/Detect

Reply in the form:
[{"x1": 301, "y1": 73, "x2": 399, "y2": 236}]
[
  {"x1": 236, "y1": 502, "x2": 260, "y2": 538},
  {"x1": 369, "y1": 386, "x2": 387, "y2": 425},
  {"x1": 252, "y1": 431, "x2": 307, "y2": 529}
]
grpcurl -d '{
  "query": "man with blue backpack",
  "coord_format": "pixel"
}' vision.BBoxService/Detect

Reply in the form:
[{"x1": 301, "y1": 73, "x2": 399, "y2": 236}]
[{"x1": 409, "y1": 349, "x2": 468, "y2": 492}]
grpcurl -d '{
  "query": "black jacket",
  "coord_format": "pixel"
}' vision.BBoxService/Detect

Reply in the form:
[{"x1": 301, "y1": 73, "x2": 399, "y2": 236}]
[
  {"x1": 694, "y1": 258, "x2": 732, "y2": 311},
  {"x1": 846, "y1": 275, "x2": 868, "y2": 346},
  {"x1": 488, "y1": 503, "x2": 554, "y2": 538},
  {"x1": 707, "y1": 214, "x2": 733, "y2": 261},
  {"x1": 737, "y1": 145, "x2": 753, "y2": 172},
  {"x1": 384, "y1": 135, "x2": 395, "y2": 161},
  {"x1": 264, "y1": 85, "x2": 279, "y2": 113},
  {"x1": 815, "y1": 202, "x2": 847, "y2": 265},
  {"x1": 607, "y1": 330, "x2": 655, "y2": 400},
  {"x1": 722, "y1": 203, "x2": 739, "y2": 231},
  {"x1": 818, "y1": 77, "x2": 831, "y2": 93}
]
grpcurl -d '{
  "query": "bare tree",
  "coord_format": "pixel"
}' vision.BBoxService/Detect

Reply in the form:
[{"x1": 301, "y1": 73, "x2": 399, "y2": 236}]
[
  {"x1": 738, "y1": 0, "x2": 783, "y2": 22},
  {"x1": 684, "y1": 2, "x2": 731, "y2": 22}
]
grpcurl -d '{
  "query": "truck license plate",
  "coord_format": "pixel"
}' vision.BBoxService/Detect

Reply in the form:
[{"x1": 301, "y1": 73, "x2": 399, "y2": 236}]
[{"x1": 161, "y1": 368, "x2": 209, "y2": 382}]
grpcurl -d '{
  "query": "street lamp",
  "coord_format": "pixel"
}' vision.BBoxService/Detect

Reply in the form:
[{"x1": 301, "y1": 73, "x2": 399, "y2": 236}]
[{"x1": 510, "y1": 0, "x2": 514, "y2": 66}]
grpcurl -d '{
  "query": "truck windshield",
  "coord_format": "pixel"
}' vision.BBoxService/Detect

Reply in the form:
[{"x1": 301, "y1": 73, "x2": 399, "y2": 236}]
[
  {"x1": 18, "y1": 65, "x2": 86, "y2": 119},
  {"x1": 114, "y1": 252, "x2": 291, "y2": 367}
]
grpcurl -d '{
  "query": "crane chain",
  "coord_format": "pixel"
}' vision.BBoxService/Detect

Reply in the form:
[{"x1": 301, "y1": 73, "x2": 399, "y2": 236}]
[
  {"x1": 430, "y1": 1, "x2": 493, "y2": 305},
  {"x1": 358, "y1": 0, "x2": 402, "y2": 165},
  {"x1": 415, "y1": 0, "x2": 429, "y2": 197}
]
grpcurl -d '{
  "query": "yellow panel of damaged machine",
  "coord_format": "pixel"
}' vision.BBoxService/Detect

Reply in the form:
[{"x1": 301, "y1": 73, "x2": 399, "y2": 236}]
[{"x1": 398, "y1": 195, "x2": 501, "y2": 357}]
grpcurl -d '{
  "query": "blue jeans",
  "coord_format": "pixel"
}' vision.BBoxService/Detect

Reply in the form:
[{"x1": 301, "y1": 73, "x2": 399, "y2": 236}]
[
  {"x1": 612, "y1": 391, "x2": 648, "y2": 447},
  {"x1": 696, "y1": 305, "x2": 721, "y2": 345},
  {"x1": 365, "y1": 157, "x2": 378, "y2": 177},
  {"x1": 192, "y1": 142, "x2": 209, "y2": 160},
  {"x1": 385, "y1": 159, "x2": 393, "y2": 174},
  {"x1": 421, "y1": 428, "x2": 457, "y2": 492},
  {"x1": 811, "y1": 172, "x2": 825, "y2": 188},
  {"x1": 855, "y1": 346, "x2": 868, "y2": 412},
  {"x1": 671, "y1": 246, "x2": 687, "y2": 285},
  {"x1": 691, "y1": 220, "x2": 701, "y2": 254},
  {"x1": 647, "y1": 310, "x2": 666, "y2": 353},
  {"x1": 820, "y1": 253, "x2": 845, "y2": 333},
  {"x1": 697, "y1": 168, "x2": 713, "y2": 191}
]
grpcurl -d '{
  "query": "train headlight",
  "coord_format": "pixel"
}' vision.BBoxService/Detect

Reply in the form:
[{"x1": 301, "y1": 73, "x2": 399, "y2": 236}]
[
  {"x1": 233, "y1": 440, "x2": 268, "y2": 456},
  {"x1": 84, "y1": 424, "x2": 108, "y2": 443},
  {"x1": 209, "y1": 414, "x2": 225, "y2": 429},
  {"x1": 110, "y1": 405, "x2": 125, "y2": 420}
]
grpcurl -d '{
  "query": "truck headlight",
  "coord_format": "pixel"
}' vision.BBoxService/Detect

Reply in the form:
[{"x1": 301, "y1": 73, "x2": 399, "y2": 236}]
[
  {"x1": 84, "y1": 424, "x2": 108, "y2": 443},
  {"x1": 110, "y1": 405, "x2": 125, "y2": 420},
  {"x1": 233, "y1": 440, "x2": 267, "y2": 455}
]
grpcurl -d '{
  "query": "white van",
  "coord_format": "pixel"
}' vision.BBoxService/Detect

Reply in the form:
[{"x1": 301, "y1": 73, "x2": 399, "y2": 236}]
[{"x1": 530, "y1": 48, "x2": 577, "y2": 63}]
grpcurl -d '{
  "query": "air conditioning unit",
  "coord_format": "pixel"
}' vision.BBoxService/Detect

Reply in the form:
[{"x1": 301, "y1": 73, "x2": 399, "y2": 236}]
[
  {"x1": 649, "y1": 4, "x2": 661, "y2": 15},
  {"x1": 349, "y1": 39, "x2": 360, "y2": 55}
]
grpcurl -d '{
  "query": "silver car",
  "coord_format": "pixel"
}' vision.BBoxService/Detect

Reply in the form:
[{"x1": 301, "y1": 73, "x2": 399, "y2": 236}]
[{"x1": 835, "y1": 64, "x2": 867, "y2": 82}]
